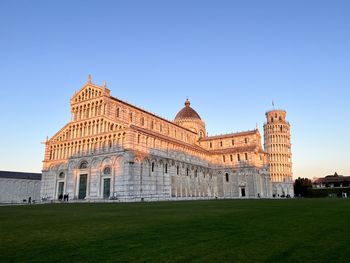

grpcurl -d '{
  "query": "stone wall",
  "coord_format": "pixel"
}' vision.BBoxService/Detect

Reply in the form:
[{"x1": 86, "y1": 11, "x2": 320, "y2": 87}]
[
  {"x1": 41, "y1": 147, "x2": 271, "y2": 202},
  {"x1": 0, "y1": 178, "x2": 41, "y2": 203}
]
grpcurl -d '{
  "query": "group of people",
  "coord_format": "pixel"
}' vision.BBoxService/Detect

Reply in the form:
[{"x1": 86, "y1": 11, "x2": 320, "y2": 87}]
[{"x1": 58, "y1": 193, "x2": 69, "y2": 202}]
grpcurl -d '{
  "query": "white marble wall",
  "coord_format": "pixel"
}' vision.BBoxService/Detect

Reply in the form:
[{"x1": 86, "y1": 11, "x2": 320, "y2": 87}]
[
  {"x1": 272, "y1": 182, "x2": 294, "y2": 197},
  {"x1": 0, "y1": 178, "x2": 41, "y2": 203},
  {"x1": 41, "y1": 148, "x2": 272, "y2": 201}
]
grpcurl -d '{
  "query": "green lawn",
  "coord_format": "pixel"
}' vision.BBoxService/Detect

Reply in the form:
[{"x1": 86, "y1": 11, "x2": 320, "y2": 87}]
[{"x1": 1, "y1": 199, "x2": 349, "y2": 263}]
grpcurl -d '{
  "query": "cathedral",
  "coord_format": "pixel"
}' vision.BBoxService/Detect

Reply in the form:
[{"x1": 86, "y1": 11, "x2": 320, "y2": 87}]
[{"x1": 41, "y1": 76, "x2": 293, "y2": 201}]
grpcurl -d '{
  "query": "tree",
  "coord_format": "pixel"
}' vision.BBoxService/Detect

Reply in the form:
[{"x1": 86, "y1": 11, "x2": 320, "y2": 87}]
[{"x1": 294, "y1": 177, "x2": 312, "y2": 197}]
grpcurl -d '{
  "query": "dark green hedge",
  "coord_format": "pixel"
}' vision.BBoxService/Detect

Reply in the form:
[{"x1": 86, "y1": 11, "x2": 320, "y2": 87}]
[{"x1": 306, "y1": 187, "x2": 350, "y2": 198}]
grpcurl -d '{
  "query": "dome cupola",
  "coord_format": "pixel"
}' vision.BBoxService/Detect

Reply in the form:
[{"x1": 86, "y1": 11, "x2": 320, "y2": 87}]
[
  {"x1": 175, "y1": 99, "x2": 201, "y2": 120},
  {"x1": 174, "y1": 99, "x2": 206, "y2": 139}
]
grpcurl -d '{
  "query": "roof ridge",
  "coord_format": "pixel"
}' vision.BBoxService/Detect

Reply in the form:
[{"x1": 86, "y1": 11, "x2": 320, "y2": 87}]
[{"x1": 200, "y1": 129, "x2": 258, "y2": 141}]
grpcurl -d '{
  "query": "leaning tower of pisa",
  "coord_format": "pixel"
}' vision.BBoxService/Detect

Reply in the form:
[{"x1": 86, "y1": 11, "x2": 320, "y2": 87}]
[{"x1": 263, "y1": 109, "x2": 294, "y2": 197}]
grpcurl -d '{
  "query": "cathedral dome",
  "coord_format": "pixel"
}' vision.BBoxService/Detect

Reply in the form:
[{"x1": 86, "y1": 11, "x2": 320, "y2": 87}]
[{"x1": 175, "y1": 99, "x2": 201, "y2": 120}]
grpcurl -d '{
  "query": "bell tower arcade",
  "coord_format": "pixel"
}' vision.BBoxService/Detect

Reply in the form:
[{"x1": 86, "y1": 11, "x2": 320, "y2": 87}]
[{"x1": 264, "y1": 109, "x2": 294, "y2": 197}]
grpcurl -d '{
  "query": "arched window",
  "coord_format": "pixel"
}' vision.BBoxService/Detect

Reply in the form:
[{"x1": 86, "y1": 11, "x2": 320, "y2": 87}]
[
  {"x1": 58, "y1": 172, "x2": 65, "y2": 179},
  {"x1": 79, "y1": 161, "x2": 88, "y2": 169},
  {"x1": 165, "y1": 163, "x2": 168, "y2": 174},
  {"x1": 103, "y1": 166, "x2": 111, "y2": 175},
  {"x1": 151, "y1": 162, "x2": 155, "y2": 172}
]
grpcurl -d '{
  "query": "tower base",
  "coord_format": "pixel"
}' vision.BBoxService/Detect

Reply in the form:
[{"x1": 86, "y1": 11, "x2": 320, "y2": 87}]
[{"x1": 272, "y1": 182, "x2": 294, "y2": 198}]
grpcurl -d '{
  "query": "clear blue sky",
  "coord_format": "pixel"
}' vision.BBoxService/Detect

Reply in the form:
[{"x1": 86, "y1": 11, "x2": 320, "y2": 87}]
[{"x1": 0, "y1": 0, "x2": 349, "y2": 179}]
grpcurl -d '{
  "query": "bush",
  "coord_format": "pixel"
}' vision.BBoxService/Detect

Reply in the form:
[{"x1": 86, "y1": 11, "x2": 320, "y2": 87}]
[{"x1": 306, "y1": 187, "x2": 350, "y2": 198}]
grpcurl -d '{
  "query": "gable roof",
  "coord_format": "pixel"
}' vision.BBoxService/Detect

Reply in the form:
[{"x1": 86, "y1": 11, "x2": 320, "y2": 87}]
[
  {"x1": 0, "y1": 171, "x2": 42, "y2": 180},
  {"x1": 200, "y1": 130, "x2": 258, "y2": 141}
]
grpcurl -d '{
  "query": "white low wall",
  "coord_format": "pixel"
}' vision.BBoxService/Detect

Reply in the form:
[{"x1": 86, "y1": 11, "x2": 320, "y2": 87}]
[{"x1": 0, "y1": 178, "x2": 41, "y2": 203}]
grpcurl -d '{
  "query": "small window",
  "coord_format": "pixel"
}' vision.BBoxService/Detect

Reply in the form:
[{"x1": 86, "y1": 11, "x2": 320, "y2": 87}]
[
  {"x1": 225, "y1": 173, "x2": 229, "y2": 182},
  {"x1": 230, "y1": 155, "x2": 233, "y2": 162},
  {"x1": 245, "y1": 153, "x2": 248, "y2": 161},
  {"x1": 195, "y1": 170, "x2": 197, "y2": 177},
  {"x1": 103, "y1": 166, "x2": 111, "y2": 175},
  {"x1": 209, "y1": 142, "x2": 212, "y2": 148},
  {"x1": 237, "y1": 154, "x2": 240, "y2": 162},
  {"x1": 186, "y1": 168, "x2": 189, "y2": 176},
  {"x1": 165, "y1": 163, "x2": 168, "y2": 174},
  {"x1": 232, "y1": 139, "x2": 234, "y2": 146},
  {"x1": 245, "y1": 138, "x2": 248, "y2": 144},
  {"x1": 129, "y1": 112, "x2": 133, "y2": 122},
  {"x1": 141, "y1": 117, "x2": 145, "y2": 126},
  {"x1": 177, "y1": 166, "x2": 179, "y2": 175},
  {"x1": 151, "y1": 121, "x2": 154, "y2": 130},
  {"x1": 116, "y1": 107, "x2": 120, "y2": 118},
  {"x1": 137, "y1": 135, "x2": 140, "y2": 144},
  {"x1": 151, "y1": 162, "x2": 155, "y2": 172},
  {"x1": 223, "y1": 155, "x2": 226, "y2": 162},
  {"x1": 220, "y1": 141, "x2": 223, "y2": 147},
  {"x1": 58, "y1": 172, "x2": 65, "y2": 179}
]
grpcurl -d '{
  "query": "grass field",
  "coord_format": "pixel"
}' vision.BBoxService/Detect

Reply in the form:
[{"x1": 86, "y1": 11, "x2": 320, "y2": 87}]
[{"x1": 1, "y1": 199, "x2": 350, "y2": 263}]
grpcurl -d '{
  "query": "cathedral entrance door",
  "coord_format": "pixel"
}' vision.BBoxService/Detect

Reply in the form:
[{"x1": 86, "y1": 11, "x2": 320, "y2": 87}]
[
  {"x1": 103, "y1": 178, "x2": 111, "y2": 199},
  {"x1": 78, "y1": 174, "x2": 87, "y2": 199},
  {"x1": 58, "y1": 182, "x2": 64, "y2": 199},
  {"x1": 241, "y1": 188, "x2": 246, "y2": 197}
]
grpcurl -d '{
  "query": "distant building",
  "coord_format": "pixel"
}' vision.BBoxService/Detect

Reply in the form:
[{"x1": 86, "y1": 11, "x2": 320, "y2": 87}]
[
  {"x1": 313, "y1": 172, "x2": 350, "y2": 188},
  {"x1": 0, "y1": 171, "x2": 41, "y2": 203}
]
